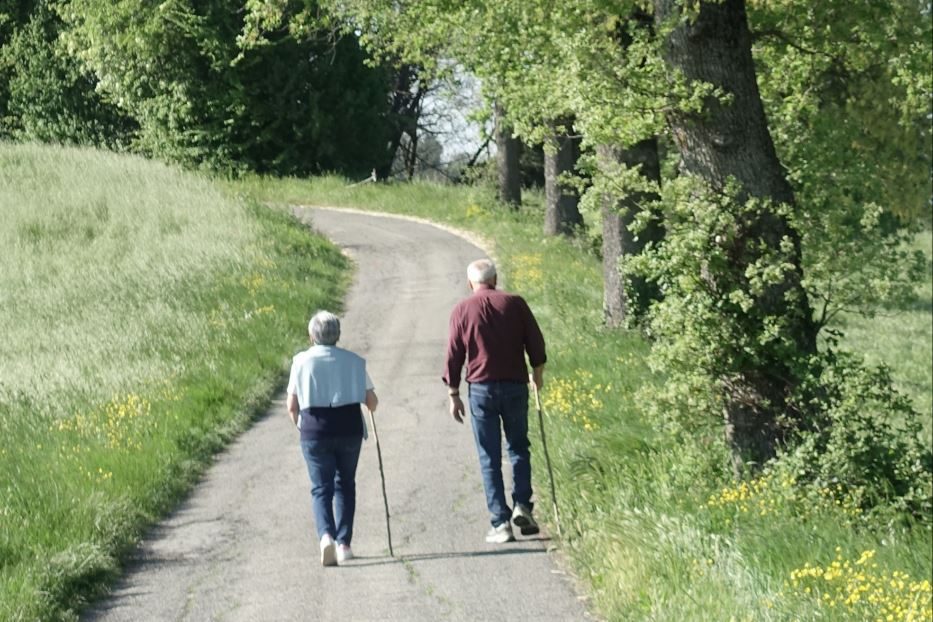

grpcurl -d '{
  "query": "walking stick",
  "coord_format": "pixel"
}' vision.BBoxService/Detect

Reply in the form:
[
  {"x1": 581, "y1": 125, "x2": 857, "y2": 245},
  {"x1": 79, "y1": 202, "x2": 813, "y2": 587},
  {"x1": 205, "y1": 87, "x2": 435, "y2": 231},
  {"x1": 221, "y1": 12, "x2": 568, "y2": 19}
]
[
  {"x1": 531, "y1": 383, "x2": 562, "y2": 539},
  {"x1": 367, "y1": 407, "x2": 394, "y2": 557}
]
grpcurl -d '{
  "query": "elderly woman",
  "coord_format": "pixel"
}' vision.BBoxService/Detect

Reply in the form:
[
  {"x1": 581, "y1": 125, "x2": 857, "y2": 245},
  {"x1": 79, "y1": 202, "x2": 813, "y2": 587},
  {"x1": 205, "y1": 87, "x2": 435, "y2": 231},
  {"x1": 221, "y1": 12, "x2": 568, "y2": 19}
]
[{"x1": 286, "y1": 311, "x2": 378, "y2": 567}]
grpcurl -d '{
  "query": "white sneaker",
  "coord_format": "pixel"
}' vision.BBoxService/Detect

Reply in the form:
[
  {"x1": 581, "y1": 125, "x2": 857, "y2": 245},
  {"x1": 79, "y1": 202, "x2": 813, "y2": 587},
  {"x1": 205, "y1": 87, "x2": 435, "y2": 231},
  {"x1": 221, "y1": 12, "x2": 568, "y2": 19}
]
[
  {"x1": 320, "y1": 534, "x2": 337, "y2": 567},
  {"x1": 336, "y1": 544, "x2": 353, "y2": 563},
  {"x1": 511, "y1": 503, "x2": 539, "y2": 536},
  {"x1": 485, "y1": 522, "x2": 515, "y2": 544}
]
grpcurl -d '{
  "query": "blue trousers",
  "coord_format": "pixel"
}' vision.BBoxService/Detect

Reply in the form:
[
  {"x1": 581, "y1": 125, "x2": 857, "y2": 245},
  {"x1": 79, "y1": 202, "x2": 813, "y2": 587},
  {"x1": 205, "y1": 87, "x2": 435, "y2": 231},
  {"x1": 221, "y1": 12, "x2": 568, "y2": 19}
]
[
  {"x1": 468, "y1": 381, "x2": 533, "y2": 527},
  {"x1": 300, "y1": 436, "x2": 362, "y2": 545}
]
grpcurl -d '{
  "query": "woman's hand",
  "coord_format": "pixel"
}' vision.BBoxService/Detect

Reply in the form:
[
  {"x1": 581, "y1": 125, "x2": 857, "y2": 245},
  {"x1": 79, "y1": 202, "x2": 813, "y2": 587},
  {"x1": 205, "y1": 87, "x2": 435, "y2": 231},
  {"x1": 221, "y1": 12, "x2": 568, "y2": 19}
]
[{"x1": 365, "y1": 389, "x2": 379, "y2": 413}]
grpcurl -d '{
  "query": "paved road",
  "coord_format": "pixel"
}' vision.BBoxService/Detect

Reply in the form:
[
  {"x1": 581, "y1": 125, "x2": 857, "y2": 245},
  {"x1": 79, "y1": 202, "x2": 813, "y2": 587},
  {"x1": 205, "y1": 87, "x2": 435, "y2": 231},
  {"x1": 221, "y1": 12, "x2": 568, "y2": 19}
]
[{"x1": 83, "y1": 207, "x2": 590, "y2": 622}]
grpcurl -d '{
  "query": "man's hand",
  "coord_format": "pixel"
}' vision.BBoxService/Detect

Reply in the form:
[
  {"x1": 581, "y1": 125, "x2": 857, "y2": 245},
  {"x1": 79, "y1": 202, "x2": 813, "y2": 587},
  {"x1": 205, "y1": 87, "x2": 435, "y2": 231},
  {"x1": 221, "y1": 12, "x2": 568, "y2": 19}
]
[
  {"x1": 530, "y1": 365, "x2": 545, "y2": 391},
  {"x1": 449, "y1": 394, "x2": 465, "y2": 424}
]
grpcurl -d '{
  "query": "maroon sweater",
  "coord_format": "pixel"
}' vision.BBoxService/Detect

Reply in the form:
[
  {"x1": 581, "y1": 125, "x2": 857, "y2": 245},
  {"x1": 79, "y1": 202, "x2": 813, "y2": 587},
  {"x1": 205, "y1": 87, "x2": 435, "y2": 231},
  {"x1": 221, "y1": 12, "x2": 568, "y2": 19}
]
[{"x1": 443, "y1": 285, "x2": 547, "y2": 387}]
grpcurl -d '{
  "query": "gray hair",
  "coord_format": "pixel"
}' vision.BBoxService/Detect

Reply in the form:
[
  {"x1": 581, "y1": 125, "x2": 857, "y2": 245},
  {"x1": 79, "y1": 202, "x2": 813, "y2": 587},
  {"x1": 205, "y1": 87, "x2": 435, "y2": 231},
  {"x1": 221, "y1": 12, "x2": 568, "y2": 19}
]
[
  {"x1": 467, "y1": 259, "x2": 496, "y2": 284},
  {"x1": 308, "y1": 310, "x2": 341, "y2": 345}
]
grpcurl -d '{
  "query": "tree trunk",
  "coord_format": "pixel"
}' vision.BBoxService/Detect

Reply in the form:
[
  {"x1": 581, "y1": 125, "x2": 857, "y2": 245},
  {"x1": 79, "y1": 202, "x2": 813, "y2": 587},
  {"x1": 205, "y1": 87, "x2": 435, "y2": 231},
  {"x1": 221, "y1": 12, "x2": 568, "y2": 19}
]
[
  {"x1": 404, "y1": 132, "x2": 418, "y2": 180},
  {"x1": 379, "y1": 64, "x2": 425, "y2": 180},
  {"x1": 544, "y1": 118, "x2": 583, "y2": 236},
  {"x1": 378, "y1": 64, "x2": 413, "y2": 180},
  {"x1": 495, "y1": 102, "x2": 522, "y2": 207},
  {"x1": 597, "y1": 139, "x2": 663, "y2": 327},
  {"x1": 653, "y1": 0, "x2": 818, "y2": 475}
]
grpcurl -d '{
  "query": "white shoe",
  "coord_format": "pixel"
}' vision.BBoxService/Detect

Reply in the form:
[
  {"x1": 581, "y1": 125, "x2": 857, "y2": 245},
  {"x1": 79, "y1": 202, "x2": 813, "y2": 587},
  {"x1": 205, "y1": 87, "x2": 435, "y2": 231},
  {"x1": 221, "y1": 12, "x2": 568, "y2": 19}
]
[
  {"x1": 320, "y1": 534, "x2": 337, "y2": 567},
  {"x1": 511, "y1": 503, "x2": 539, "y2": 536},
  {"x1": 485, "y1": 522, "x2": 515, "y2": 544},
  {"x1": 336, "y1": 544, "x2": 353, "y2": 563}
]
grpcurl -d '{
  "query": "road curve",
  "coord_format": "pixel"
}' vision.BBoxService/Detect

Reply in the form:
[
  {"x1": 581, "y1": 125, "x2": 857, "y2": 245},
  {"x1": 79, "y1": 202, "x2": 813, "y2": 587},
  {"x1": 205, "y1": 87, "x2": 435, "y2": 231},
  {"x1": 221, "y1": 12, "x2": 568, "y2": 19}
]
[{"x1": 83, "y1": 207, "x2": 591, "y2": 622}]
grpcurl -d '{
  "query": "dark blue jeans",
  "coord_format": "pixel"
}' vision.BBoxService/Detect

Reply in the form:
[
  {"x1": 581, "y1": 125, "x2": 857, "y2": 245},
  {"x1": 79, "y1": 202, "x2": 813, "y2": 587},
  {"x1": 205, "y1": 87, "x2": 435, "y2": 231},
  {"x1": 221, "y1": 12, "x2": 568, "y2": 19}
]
[
  {"x1": 300, "y1": 436, "x2": 363, "y2": 545},
  {"x1": 468, "y1": 381, "x2": 533, "y2": 528}
]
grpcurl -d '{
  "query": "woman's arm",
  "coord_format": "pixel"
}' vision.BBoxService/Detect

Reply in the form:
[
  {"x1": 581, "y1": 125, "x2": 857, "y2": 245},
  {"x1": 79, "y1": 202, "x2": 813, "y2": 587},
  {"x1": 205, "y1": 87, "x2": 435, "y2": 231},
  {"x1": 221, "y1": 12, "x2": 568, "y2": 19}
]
[{"x1": 286, "y1": 393, "x2": 299, "y2": 427}]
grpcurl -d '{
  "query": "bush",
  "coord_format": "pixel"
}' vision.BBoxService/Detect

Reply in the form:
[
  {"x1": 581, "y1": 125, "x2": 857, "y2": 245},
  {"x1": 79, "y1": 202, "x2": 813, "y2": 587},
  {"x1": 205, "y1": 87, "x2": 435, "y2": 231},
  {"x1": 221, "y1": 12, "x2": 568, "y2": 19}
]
[{"x1": 774, "y1": 352, "x2": 933, "y2": 525}]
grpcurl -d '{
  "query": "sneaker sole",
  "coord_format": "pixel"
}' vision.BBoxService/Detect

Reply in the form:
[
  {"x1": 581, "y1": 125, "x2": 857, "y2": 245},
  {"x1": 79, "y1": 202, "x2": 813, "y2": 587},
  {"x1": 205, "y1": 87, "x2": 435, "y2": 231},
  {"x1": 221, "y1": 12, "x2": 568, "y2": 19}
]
[
  {"x1": 485, "y1": 534, "x2": 516, "y2": 544},
  {"x1": 321, "y1": 542, "x2": 337, "y2": 567},
  {"x1": 512, "y1": 515, "x2": 540, "y2": 536}
]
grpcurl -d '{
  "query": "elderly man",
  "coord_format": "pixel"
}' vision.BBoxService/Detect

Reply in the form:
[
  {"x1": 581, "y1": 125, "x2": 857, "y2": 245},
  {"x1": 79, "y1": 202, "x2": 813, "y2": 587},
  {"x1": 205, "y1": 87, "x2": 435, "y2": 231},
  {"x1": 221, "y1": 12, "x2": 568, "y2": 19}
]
[
  {"x1": 443, "y1": 259, "x2": 547, "y2": 543},
  {"x1": 287, "y1": 311, "x2": 378, "y2": 566}
]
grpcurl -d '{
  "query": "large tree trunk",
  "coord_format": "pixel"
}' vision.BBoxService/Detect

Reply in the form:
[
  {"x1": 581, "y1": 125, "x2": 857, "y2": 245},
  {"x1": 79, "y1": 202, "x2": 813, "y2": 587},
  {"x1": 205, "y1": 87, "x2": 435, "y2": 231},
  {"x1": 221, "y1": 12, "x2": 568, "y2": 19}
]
[
  {"x1": 653, "y1": 0, "x2": 818, "y2": 475},
  {"x1": 598, "y1": 139, "x2": 664, "y2": 327},
  {"x1": 494, "y1": 102, "x2": 522, "y2": 207},
  {"x1": 544, "y1": 118, "x2": 583, "y2": 236}
]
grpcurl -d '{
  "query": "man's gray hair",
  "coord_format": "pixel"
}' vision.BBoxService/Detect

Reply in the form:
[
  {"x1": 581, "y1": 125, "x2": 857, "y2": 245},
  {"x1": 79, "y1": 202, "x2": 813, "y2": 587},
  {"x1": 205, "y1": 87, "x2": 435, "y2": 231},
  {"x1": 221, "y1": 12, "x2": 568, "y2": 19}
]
[
  {"x1": 308, "y1": 310, "x2": 341, "y2": 346},
  {"x1": 467, "y1": 259, "x2": 496, "y2": 284}
]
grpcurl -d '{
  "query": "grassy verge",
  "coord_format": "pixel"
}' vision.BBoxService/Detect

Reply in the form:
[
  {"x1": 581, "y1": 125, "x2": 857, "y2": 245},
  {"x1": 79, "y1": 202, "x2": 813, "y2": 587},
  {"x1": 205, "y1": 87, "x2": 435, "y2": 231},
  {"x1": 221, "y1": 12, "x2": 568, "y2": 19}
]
[
  {"x1": 232, "y1": 173, "x2": 933, "y2": 622},
  {"x1": 0, "y1": 144, "x2": 350, "y2": 620}
]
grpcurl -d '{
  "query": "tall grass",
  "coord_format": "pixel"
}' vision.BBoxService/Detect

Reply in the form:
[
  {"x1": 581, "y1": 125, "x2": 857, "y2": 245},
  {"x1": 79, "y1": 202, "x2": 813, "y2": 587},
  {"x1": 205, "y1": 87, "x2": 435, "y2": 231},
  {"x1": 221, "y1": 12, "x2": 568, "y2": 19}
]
[
  {"x1": 232, "y1": 174, "x2": 933, "y2": 621},
  {"x1": 0, "y1": 144, "x2": 350, "y2": 620}
]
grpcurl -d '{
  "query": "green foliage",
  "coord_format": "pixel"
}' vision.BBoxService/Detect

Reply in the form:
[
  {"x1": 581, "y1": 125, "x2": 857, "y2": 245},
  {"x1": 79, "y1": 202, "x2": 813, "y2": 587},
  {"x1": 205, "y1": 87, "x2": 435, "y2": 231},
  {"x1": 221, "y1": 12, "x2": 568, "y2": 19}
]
[
  {"x1": 0, "y1": 0, "x2": 393, "y2": 174},
  {"x1": 749, "y1": 0, "x2": 932, "y2": 324},
  {"x1": 625, "y1": 177, "x2": 811, "y2": 423},
  {"x1": 750, "y1": 0, "x2": 932, "y2": 225},
  {"x1": 0, "y1": 143, "x2": 350, "y2": 619},
  {"x1": 626, "y1": 172, "x2": 931, "y2": 518},
  {"x1": 779, "y1": 352, "x2": 933, "y2": 524},
  {"x1": 0, "y1": 4, "x2": 135, "y2": 147}
]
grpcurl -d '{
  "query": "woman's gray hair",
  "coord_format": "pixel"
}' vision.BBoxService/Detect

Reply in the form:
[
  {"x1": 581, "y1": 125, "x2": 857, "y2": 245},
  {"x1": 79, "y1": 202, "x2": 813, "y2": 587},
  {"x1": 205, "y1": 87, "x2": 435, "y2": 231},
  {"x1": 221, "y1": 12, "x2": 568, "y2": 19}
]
[
  {"x1": 467, "y1": 259, "x2": 496, "y2": 284},
  {"x1": 308, "y1": 310, "x2": 341, "y2": 346}
]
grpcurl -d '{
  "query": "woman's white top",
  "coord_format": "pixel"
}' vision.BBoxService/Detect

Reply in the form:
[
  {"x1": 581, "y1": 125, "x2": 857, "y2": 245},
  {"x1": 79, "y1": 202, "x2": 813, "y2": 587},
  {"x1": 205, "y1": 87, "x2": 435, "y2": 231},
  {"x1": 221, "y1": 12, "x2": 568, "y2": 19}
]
[{"x1": 286, "y1": 345, "x2": 374, "y2": 410}]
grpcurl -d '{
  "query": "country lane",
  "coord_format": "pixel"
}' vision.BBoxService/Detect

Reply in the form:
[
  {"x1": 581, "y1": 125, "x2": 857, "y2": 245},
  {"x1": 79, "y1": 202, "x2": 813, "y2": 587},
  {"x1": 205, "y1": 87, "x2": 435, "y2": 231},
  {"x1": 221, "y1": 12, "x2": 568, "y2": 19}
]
[{"x1": 82, "y1": 206, "x2": 591, "y2": 622}]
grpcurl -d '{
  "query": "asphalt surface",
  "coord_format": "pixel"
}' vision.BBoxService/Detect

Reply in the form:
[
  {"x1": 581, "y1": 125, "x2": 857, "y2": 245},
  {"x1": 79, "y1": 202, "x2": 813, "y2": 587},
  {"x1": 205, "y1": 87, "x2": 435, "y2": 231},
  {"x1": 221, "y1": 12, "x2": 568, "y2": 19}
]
[{"x1": 83, "y1": 206, "x2": 591, "y2": 622}]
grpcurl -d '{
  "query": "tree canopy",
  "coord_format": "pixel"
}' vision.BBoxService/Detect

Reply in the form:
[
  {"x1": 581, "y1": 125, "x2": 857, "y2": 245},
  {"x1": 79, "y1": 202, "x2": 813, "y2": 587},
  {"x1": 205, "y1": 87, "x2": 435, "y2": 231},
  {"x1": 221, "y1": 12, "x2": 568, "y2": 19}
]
[{"x1": 1, "y1": 0, "x2": 395, "y2": 175}]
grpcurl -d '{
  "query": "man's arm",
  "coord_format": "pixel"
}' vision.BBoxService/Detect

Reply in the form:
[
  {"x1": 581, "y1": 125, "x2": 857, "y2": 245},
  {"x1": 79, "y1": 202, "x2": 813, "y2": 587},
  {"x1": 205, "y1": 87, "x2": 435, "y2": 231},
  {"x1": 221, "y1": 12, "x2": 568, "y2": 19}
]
[
  {"x1": 521, "y1": 299, "x2": 547, "y2": 388},
  {"x1": 443, "y1": 307, "x2": 467, "y2": 423}
]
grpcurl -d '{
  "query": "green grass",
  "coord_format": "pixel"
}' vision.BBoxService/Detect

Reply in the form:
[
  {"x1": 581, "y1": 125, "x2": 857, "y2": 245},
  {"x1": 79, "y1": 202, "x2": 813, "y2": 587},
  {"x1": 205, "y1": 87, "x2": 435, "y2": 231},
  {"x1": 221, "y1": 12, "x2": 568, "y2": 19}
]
[
  {"x1": 0, "y1": 144, "x2": 350, "y2": 620},
  {"x1": 836, "y1": 230, "x2": 933, "y2": 424},
  {"x1": 231, "y1": 173, "x2": 933, "y2": 622}
]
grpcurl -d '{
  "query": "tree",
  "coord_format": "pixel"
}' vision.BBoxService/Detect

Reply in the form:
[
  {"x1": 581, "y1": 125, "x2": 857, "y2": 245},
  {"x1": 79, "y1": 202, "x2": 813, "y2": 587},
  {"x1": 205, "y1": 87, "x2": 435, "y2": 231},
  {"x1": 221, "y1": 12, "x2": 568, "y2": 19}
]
[
  {"x1": 57, "y1": 0, "x2": 393, "y2": 174},
  {"x1": 598, "y1": 139, "x2": 663, "y2": 327},
  {"x1": 495, "y1": 102, "x2": 522, "y2": 206},
  {"x1": 647, "y1": 0, "x2": 818, "y2": 472},
  {"x1": 748, "y1": 0, "x2": 931, "y2": 323},
  {"x1": 378, "y1": 62, "x2": 429, "y2": 180},
  {"x1": 543, "y1": 117, "x2": 583, "y2": 236},
  {"x1": 0, "y1": 2, "x2": 135, "y2": 147}
]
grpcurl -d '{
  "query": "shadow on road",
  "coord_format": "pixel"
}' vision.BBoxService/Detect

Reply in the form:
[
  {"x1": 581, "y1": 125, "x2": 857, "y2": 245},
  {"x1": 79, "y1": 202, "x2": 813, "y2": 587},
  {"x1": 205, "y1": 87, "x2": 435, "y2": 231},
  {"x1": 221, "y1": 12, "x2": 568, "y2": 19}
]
[{"x1": 342, "y1": 544, "x2": 551, "y2": 568}]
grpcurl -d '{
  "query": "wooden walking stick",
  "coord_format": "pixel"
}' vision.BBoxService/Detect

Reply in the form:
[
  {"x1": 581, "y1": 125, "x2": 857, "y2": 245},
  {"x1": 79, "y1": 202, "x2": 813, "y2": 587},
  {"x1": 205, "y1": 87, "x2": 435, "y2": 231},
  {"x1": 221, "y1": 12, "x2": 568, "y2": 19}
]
[
  {"x1": 531, "y1": 383, "x2": 562, "y2": 538},
  {"x1": 367, "y1": 407, "x2": 394, "y2": 557}
]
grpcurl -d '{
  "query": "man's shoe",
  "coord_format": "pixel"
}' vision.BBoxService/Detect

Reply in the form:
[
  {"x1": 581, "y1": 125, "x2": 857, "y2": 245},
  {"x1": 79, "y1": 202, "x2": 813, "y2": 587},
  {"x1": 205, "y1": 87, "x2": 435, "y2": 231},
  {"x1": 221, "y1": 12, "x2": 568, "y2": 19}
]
[
  {"x1": 320, "y1": 534, "x2": 337, "y2": 567},
  {"x1": 485, "y1": 522, "x2": 515, "y2": 544},
  {"x1": 511, "y1": 503, "x2": 540, "y2": 536},
  {"x1": 336, "y1": 544, "x2": 353, "y2": 563}
]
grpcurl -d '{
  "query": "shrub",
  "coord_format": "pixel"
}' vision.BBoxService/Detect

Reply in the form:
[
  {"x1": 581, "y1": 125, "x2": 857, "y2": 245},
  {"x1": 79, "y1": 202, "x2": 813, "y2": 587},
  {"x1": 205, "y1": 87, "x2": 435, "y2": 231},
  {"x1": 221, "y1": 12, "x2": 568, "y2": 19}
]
[{"x1": 774, "y1": 352, "x2": 933, "y2": 525}]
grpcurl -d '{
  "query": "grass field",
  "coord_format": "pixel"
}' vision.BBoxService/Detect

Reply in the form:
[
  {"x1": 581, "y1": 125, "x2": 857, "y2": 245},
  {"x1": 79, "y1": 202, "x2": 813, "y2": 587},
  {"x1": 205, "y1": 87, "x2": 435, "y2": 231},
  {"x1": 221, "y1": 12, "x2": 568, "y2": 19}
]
[
  {"x1": 0, "y1": 144, "x2": 350, "y2": 620},
  {"x1": 233, "y1": 174, "x2": 933, "y2": 621}
]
